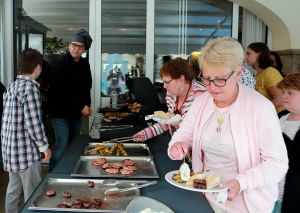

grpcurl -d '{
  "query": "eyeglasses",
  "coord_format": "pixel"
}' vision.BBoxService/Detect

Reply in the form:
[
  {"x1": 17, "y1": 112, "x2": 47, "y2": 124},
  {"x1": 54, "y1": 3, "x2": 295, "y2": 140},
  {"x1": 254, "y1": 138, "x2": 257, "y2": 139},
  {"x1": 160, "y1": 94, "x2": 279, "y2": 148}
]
[
  {"x1": 200, "y1": 71, "x2": 235, "y2": 87},
  {"x1": 69, "y1": 42, "x2": 85, "y2": 50},
  {"x1": 163, "y1": 79, "x2": 174, "y2": 85}
]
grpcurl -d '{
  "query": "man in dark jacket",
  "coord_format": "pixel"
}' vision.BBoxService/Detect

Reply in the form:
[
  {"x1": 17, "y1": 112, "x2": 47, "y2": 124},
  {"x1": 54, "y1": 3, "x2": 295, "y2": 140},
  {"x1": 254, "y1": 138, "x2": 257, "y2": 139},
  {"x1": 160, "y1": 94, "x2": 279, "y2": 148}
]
[{"x1": 48, "y1": 29, "x2": 93, "y2": 171}]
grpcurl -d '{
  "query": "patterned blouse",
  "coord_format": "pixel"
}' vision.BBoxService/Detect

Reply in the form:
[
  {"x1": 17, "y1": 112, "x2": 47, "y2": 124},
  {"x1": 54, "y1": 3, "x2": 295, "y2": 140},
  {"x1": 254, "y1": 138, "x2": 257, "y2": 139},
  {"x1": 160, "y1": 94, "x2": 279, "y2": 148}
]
[
  {"x1": 142, "y1": 80, "x2": 206, "y2": 140},
  {"x1": 238, "y1": 67, "x2": 256, "y2": 89}
]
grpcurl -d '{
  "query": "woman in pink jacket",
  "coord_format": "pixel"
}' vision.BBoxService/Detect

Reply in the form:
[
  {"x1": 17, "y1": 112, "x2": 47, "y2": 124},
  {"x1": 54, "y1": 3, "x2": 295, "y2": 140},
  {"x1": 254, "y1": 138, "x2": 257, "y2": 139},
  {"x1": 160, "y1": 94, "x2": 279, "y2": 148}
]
[{"x1": 168, "y1": 37, "x2": 288, "y2": 213}]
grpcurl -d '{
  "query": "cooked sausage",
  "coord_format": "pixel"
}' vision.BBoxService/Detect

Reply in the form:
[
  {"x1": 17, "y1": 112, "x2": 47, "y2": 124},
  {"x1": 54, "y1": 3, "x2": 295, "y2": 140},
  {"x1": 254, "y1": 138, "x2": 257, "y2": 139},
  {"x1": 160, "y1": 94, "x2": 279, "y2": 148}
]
[
  {"x1": 111, "y1": 162, "x2": 123, "y2": 169},
  {"x1": 56, "y1": 203, "x2": 69, "y2": 208},
  {"x1": 105, "y1": 168, "x2": 119, "y2": 174},
  {"x1": 102, "y1": 163, "x2": 112, "y2": 169},
  {"x1": 123, "y1": 165, "x2": 137, "y2": 171},
  {"x1": 120, "y1": 168, "x2": 134, "y2": 175},
  {"x1": 62, "y1": 191, "x2": 71, "y2": 198},
  {"x1": 46, "y1": 189, "x2": 56, "y2": 197},
  {"x1": 91, "y1": 158, "x2": 107, "y2": 166},
  {"x1": 87, "y1": 180, "x2": 95, "y2": 188},
  {"x1": 123, "y1": 159, "x2": 135, "y2": 166}
]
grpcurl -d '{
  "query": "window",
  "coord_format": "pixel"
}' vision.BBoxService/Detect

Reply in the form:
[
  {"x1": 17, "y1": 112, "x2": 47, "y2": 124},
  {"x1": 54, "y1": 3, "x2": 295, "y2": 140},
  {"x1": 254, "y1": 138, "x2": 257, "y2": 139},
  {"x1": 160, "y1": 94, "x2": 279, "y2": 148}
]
[{"x1": 154, "y1": 0, "x2": 233, "y2": 82}]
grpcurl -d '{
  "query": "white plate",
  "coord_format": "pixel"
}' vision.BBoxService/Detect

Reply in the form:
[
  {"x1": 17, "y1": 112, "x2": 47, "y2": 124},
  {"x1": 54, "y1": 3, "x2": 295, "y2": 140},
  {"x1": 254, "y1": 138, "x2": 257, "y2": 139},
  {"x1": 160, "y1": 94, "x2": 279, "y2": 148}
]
[
  {"x1": 165, "y1": 170, "x2": 228, "y2": 193},
  {"x1": 145, "y1": 114, "x2": 181, "y2": 125},
  {"x1": 126, "y1": 196, "x2": 174, "y2": 213}
]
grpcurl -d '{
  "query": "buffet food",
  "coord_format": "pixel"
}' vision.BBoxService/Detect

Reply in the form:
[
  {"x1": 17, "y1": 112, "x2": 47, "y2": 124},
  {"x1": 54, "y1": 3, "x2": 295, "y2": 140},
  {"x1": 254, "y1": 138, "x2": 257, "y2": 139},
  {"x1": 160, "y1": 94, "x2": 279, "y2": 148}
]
[
  {"x1": 86, "y1": 143, "x2": 128, "y2": 156},
  {"x1": 172, "y1": 171, "x2": 220, "y2": 189},
  {"x1": 91, "y1": 158, "x2": 138, "y2": 175},
  {"x1": 128, "y1": 102, "x2": 143, "y2": 113},
  {"x1": 153, "y1": 111, "x2": 173, "y2": 119},
  {"x1": 104, "y1": 112, "x2": 132, "y2": 121},
  {"x1": 138, "y1": 208, "x2": 165, "y2": 213}
]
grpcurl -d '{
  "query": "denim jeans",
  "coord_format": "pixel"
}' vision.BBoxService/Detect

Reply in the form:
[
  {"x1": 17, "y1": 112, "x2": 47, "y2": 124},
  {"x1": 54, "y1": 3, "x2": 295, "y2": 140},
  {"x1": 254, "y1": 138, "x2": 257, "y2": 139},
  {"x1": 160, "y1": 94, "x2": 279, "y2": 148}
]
[{"x1": 49, "y1": 117, "x2": 82, "y2": 171}]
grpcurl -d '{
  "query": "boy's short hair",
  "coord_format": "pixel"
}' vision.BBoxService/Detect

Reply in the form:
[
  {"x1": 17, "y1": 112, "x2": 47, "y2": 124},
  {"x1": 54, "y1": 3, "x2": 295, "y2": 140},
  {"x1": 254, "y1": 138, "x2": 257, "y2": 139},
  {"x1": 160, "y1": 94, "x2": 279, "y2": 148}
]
[
  {"x1": 277, "y1": 73, "x2": 300, "y2": 91},
  {"x1": 18, "y1": 48, "x2": 43, "y2": 75}
]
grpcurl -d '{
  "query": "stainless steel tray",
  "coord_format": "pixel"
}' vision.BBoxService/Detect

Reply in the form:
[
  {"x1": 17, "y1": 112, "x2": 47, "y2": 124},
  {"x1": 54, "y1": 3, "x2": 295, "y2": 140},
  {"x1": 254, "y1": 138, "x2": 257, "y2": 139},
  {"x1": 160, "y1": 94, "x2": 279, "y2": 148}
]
[
  {"x1": 83, "y1": 143, "x2": 152, "y2": 157},
  {"x1": 71, "y1": 156, "x2": 159, "y2": 179},
  {"x1": 28, "y1": 178, "x2": 147, "y2": 212}
]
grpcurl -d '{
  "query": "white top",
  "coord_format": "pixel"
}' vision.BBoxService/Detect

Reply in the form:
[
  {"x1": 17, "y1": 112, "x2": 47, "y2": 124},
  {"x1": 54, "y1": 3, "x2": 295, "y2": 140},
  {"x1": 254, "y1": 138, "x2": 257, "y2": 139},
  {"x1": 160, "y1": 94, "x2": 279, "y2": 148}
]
[
  {"x1": 280, "y1": 113, "x2": 300, "y2": 140},
  {"x1": 201, "y1": 106, "x2": 248, "y2": 212}
]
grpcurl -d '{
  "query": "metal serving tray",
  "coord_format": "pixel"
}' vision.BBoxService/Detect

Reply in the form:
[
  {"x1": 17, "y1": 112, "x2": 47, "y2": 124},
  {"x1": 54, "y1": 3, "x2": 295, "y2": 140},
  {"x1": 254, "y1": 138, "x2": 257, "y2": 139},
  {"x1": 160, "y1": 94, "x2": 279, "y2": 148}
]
[
  {"x1": 71, "y1": 156, "x2": 159, "y2": 179},
  {"x1": 28, "y1": 178, "x2": 146, "y2": 212},
  {"x1": 83, "y1": 143, "x2": 152, "y2": 157}
]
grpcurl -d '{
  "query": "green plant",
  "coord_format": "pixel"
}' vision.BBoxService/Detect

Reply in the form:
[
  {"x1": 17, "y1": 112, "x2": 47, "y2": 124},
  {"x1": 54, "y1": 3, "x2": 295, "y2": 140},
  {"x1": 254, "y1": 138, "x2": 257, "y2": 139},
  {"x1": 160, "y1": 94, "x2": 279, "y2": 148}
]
[{"x1": 45, "y1": 36, "x2": 66, "y2": 55}]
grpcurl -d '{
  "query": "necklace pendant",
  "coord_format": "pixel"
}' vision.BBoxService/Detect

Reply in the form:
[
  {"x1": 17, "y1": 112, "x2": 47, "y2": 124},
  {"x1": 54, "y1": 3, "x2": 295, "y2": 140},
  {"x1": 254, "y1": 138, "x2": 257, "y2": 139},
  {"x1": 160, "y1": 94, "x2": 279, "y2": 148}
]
[{"x1": 216, "y1": 126, "x2": 222, "y2": 133}]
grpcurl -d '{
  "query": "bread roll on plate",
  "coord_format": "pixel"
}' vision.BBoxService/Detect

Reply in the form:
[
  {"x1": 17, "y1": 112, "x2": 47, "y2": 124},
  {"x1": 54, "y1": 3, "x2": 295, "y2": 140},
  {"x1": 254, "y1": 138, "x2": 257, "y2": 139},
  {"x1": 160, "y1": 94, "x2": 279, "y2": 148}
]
[{"x1": 154, "y1": 111, "x2": 173, "y2": 119}]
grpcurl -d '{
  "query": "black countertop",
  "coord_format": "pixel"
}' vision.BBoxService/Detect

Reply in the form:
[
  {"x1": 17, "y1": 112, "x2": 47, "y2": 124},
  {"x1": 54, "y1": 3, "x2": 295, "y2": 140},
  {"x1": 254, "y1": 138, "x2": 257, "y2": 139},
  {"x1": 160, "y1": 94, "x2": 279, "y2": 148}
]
[{"x1": 20, "y1": 123, "x2": 213, "y2": 213}]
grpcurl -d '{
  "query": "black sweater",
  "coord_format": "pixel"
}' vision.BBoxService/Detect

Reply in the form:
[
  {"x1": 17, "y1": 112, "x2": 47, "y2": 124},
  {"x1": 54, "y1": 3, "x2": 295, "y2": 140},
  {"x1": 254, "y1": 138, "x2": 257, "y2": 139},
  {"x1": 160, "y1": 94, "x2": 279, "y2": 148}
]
[
  {"x1": 279, "y1": 110, "x2": 300, "y2": 173},
  {"x1": 48, "y1": 52, "x2": 92, "y2": 119}
]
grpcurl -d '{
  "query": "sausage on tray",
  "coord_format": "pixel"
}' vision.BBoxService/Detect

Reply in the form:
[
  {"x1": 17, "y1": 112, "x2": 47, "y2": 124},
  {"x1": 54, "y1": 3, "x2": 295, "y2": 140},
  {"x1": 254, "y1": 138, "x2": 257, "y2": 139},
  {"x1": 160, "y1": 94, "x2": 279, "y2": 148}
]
[
  {"x1": 62, "y1": 191, "x2": 71, "y2": 198},
  {"x1": 46, "y1": 189, "x2": 56, "y2": 197}
]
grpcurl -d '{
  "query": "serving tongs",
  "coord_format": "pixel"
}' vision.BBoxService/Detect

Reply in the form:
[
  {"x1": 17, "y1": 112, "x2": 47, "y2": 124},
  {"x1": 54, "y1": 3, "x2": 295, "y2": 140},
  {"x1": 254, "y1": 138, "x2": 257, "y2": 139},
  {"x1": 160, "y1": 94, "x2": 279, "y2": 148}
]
[
  {"x1": 100, "y1": 125, "x2": 133, "y2": 131},
  {"x1": 104, "y1": 180, "x2": 158, "y2": 194},
  {"x1": 107, "y1": 136, "x2": 133, "y2": 143},
  {"x1": 91, "y1": 112, "x2": 105, "y2": 119}
]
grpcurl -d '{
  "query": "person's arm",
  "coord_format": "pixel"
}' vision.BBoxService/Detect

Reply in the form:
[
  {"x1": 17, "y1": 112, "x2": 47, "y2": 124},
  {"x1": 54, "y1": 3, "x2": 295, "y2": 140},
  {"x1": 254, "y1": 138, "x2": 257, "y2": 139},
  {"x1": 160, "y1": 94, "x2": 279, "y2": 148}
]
[
  {"x1": 167, "y1": 96, "x2": 201, "y2": 159},
  {"x1": 24, "y1": 88, "x2": 49, "y2": 152},
  {"x1": 235, "y1": 101, "x2": 288, "y2": 192}
]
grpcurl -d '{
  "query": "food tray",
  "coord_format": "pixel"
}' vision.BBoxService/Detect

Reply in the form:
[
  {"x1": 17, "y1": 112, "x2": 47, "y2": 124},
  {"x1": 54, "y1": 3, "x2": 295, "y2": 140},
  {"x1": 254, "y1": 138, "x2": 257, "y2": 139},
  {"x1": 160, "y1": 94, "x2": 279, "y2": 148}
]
[
  {"x1": 71, "y1": 156, "x2": 159, "y2": 179},
  {"x1": 83, "y1": 143, "x2": 152, "y2": 157},
  {"x1": 28, "y1": 178, "x2": 146, "y2": 212}
]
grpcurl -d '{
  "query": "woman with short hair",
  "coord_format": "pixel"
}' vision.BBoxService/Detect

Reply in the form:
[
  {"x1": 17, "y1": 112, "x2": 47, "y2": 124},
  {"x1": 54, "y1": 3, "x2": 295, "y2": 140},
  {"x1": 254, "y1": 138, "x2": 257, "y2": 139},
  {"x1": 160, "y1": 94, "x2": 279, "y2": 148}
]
[{"x1": 168, "y1": 37, "x2": 288, "y2": 212}]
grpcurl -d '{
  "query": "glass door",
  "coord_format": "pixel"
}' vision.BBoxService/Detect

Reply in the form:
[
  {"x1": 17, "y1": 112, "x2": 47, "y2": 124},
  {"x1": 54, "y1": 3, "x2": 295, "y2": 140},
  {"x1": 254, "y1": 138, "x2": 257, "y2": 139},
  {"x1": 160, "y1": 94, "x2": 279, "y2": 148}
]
[
  {"x1": 100, "y1": 0, "x2": 147, "y2": 98},
  {"x1": 154, "y1": 0, "x2": 233, "y2": 82}
]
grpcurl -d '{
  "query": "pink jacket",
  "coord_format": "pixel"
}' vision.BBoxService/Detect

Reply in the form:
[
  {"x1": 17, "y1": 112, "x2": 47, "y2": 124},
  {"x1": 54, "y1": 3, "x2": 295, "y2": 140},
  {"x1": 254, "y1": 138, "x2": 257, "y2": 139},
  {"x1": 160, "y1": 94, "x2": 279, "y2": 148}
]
[{"x1": 168, "y1": 84, "x2": 288, "y2": 213}]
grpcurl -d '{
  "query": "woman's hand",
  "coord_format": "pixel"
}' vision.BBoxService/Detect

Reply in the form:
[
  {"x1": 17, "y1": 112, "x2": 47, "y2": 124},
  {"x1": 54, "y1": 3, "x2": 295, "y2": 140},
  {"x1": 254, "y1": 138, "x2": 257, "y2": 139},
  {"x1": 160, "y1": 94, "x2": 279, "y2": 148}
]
[
  {"x1": 169, "y1": 142, "x2": 189, "y2": 160},
  {"x1": 170, "y1": 120, "x2": 181, "y2": 128},
  {"x1": 132, "y1": 131, "x2": 146, "y2": 142},
  {"x1": 219, "y1": 179, "x2": 241, "y2": 201}
]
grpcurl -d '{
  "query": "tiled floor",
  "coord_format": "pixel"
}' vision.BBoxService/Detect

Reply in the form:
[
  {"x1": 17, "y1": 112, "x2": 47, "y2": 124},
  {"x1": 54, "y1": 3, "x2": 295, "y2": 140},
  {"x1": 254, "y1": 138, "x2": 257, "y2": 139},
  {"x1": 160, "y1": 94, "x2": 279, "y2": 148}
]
[{"x1": 0, "y1": 164, "x2": 49, "y2": 213}]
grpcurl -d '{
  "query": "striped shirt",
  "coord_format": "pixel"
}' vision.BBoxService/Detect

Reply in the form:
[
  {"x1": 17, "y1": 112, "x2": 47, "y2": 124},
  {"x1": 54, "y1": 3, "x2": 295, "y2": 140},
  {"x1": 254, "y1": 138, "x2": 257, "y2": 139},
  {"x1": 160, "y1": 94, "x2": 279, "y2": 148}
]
[
  {"x1": 1, "y1": 75, "x2": 48, "y2": 172},
  {"x1": 143, "y1": 80, "x2": 205, "y2": 139}
]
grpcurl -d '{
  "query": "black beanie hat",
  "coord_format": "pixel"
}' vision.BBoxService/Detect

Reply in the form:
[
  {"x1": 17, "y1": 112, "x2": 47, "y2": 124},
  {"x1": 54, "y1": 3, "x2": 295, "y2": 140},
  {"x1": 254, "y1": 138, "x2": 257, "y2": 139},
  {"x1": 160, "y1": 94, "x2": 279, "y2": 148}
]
[{"x1": 71, "y1": 29, "x2": 93, "y2": 50}]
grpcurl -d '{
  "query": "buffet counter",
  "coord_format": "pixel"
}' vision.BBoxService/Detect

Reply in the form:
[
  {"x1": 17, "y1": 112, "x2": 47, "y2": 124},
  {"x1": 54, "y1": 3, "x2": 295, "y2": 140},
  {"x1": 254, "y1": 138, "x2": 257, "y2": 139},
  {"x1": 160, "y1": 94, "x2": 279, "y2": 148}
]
[{"x1": 19, "y1": 123, "x2": 214, "y2": 213}]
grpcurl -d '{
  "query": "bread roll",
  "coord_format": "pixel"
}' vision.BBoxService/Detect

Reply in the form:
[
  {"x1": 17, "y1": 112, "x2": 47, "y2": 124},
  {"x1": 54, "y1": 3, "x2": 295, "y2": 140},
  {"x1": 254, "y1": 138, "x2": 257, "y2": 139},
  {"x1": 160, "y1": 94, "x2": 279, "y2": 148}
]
[
  {"x1": 154, "y1": 111, "x2": 172, "y2": 119},
  {"x1": 205, "y1": 173, "x2": 220, "y2": 189}
]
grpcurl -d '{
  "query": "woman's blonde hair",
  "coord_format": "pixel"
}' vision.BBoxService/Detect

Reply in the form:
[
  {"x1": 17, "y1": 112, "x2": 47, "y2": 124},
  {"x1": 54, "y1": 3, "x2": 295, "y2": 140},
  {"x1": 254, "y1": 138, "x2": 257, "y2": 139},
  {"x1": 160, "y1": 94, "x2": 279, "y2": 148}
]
[
  {"x1": 199, "y1": 37, "x2": 244, "y2": 71},
  {"x1": 277, "y1": 73, "x2": 300, "y2": 91}
]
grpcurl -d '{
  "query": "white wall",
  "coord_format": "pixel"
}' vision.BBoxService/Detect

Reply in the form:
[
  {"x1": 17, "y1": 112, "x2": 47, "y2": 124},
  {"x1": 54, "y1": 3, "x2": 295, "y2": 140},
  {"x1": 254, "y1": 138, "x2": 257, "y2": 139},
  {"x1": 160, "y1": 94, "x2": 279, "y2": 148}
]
[{"x1": 232, "y1": 0, "x2": 300, "y2": 50}]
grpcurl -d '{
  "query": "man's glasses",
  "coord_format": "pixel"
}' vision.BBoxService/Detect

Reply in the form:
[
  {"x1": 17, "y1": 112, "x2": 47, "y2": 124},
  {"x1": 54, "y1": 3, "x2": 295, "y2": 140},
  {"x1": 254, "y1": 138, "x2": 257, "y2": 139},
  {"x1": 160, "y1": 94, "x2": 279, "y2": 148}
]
[
  {"x1": 200, "y1": 71, "x2": 235, "y2": 87},
  {"x1": 69, "y1": 42, "x2": 85, "y2": 50}
]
